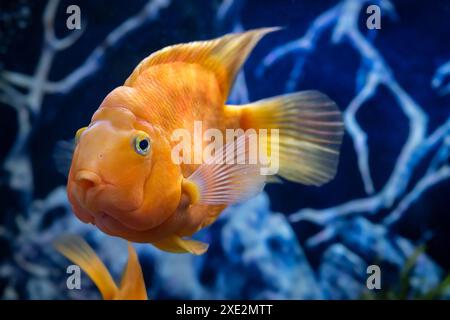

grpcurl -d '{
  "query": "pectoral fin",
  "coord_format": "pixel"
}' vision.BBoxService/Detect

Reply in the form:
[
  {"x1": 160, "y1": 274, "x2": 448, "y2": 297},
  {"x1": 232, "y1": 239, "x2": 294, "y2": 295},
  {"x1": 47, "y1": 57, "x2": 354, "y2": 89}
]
[
  {"x1": 152, "y1": 235, "x2": 209, "y2": 255},
  {"x1": 181, "y1": 178, "x2": 201, "y2": 205},
  {"x1": 183, "y1": 133, "x2": 266, "y2": 205},
  {"x1": 53, "y1": 139, "x2": 75, "y2": 177}
]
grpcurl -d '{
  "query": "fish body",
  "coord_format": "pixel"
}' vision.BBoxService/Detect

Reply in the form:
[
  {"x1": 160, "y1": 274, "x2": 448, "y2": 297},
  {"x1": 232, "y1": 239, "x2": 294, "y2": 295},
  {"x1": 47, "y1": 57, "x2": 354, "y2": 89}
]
[{"x1": 66, "y1": 28, "x2": 344, "y2": 254}]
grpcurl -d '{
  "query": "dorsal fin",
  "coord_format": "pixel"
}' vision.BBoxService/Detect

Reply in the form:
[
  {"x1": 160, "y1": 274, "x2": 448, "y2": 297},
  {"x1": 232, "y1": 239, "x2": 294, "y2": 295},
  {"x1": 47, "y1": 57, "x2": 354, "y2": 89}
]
[{"x1": 124, "y1": 27, "x2": 280, "y2": 99}]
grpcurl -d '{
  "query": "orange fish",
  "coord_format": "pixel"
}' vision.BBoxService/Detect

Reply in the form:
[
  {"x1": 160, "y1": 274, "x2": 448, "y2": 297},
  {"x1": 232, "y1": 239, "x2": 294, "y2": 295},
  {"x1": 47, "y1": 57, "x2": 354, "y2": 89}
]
[
  {"x1": 65, "y1": 28, "x2": 344, "y2": 255},
  {"x1": 54, "y1": 235, "x2": 148, "y2": 300}
]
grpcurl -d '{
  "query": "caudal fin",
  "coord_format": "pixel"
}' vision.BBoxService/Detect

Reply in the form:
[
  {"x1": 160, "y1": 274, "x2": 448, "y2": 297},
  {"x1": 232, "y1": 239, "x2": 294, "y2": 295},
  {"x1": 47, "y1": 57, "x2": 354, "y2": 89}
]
[
  {"x1": 54, "y1": 235, "x2": 118, "y2": 299},
  {"x1": 232, "y1": 91, "x2": 344, "y2": 186},
  {"x1": 116, "y1": 243, "x2": 148, "y2": 300}
]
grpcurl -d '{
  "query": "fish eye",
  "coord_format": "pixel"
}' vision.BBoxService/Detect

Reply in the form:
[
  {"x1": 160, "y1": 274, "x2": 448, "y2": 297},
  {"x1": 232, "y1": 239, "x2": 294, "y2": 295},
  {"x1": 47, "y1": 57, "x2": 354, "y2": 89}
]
[
  {"x1": 75, "y1": 127, "x2": 87, "y2": 144},
  {"x1": 133, "y1": 132, "x2": 151, "y2": 156}
]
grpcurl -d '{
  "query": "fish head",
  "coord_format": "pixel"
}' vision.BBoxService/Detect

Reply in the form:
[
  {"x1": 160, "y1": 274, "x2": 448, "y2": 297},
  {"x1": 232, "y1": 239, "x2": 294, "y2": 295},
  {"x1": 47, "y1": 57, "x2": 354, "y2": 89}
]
[{"x1": 67, "y1": 103, "x2": 182, "y2": 237}]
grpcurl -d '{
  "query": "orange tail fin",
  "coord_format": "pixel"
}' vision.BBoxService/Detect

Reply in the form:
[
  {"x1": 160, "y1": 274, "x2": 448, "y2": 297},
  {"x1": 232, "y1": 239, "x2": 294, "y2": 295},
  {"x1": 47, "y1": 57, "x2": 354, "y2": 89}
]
[
  {"x1": 54, "y1": 235, "x2": 118, "y2": 299},
  {"x1": 115, "y1": 243, "x2": 148, "y2": 300},
  {"x1": 230, "y1": 91, "x2": 344, "y2": 186}
]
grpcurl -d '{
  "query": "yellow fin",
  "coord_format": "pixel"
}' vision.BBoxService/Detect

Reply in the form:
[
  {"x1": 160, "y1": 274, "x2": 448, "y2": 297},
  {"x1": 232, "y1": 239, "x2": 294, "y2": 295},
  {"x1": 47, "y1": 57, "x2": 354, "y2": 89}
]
[
  {"x1": 116, "y1": 243, "x2": 148, "y2": 300},
  {"x1": 124, "y1": 27, "x2": 280, "y2": 99},
  {"x1": 181, "y1": 178, "x2": 201, "y2": 205},
  {"x1": 54, "y1": 235, "x2": 118, "y2": 300},
  {"x1": 233, "y1": 91, "x2": 344, "y2": 186},
  {"x1": 152, "y1": 235, "x2": 209, "y2": 255},
  {"x1": 187, "y1": 133, "x2": 266, "y2": 205}
]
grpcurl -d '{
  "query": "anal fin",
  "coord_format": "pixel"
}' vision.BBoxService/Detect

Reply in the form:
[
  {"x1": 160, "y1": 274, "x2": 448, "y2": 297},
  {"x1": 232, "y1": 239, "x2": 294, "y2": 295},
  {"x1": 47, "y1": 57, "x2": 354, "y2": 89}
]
[{"x1": 152, "y1": 235, "x2": 209, "y2": 255}]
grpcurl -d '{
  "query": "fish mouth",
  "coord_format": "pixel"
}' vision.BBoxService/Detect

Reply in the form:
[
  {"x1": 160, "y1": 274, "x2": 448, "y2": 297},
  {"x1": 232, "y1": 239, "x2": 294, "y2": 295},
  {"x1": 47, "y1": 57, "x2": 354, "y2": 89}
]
[
  {"x1": 73, "y1": 170, "x2": 105, "y2": 206},
  {"x1": 70, "y1": 172, "x2": 143, "y2": 229},
  {"x1": 70, "y1": 169, "x2": 162, "y2": 233},
  {"x1": 76, "y1": 170, "x2": 102, "y2": 189},
  {"x1": 70, "y1": 188, "x2": 172, "y2": 243}
]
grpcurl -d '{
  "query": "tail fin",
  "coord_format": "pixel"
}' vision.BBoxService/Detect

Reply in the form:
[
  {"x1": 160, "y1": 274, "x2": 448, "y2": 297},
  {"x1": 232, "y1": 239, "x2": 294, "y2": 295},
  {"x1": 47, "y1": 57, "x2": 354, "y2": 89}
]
[
  {"x1": 116, "y1": 243, "x2": 148, "y2": 300},
  {"x1": 125, "y1": 27, "x2": 280, "y2": 100},
  {"x1": 54, "y1": 235, "x2": 118, "y2": 299},
  {"x1": 233, "y1": 91, "x2": 344, "y2": 186}
]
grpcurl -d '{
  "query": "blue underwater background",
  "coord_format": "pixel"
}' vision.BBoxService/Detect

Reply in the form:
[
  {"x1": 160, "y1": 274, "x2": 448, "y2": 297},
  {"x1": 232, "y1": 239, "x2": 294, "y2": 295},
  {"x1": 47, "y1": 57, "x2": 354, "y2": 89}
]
[{"x1": 0, "y1": 0, "x2": 449, "y2": 299}]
